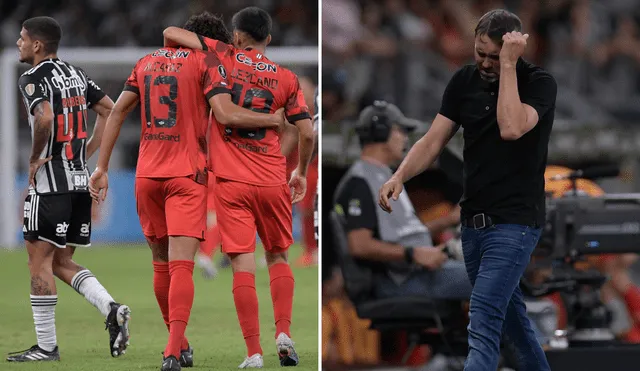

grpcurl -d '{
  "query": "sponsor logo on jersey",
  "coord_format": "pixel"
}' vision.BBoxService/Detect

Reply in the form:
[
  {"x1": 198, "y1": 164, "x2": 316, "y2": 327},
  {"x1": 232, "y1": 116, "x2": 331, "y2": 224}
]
[
  {"x1": 222, "y1": 136, "x2": 267, "y2": 153},
  {"x1": 235, "y1": 53, "x2": 277, "y2": 73},
  {"x1": 51, "y1": 73, "x2": 86, "y2": 91},
  {"x1": 152, "y1": 49, "x2": 190, "y2": 59},
  {"x1": 71, "y1": 171, "x2": 88, "y2": 189},
  {"x1": 143, "y1": 132, "x2": 181, "y2": 142}
]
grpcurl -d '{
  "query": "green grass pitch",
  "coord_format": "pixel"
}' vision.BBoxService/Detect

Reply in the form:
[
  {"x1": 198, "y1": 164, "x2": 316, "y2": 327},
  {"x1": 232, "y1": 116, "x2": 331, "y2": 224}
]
[{"x1": 0, "y1": 243, "x2": 318, "y2": 370}]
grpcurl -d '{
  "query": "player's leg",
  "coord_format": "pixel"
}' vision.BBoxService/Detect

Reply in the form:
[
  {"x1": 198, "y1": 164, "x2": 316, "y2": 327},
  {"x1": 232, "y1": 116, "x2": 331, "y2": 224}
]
[
  {"x1": 256, "y1": 184, "x2": 297, "y2": 366},
  {"x1": 197, "y1": 180, "x2": 220, "y2": 278},
  {"x1": 215, "y1": 178, "x2": 263, "y2": 368},
  {"x1": 54, "y1": 193, "x2": 131, "y2": 357},
  {"x1": 161, "y1": 177, "x2": 207, "y2": 370},
  {"x1": 7, "y1": 194, "x2": 66, "y2": 362},
  {"x1": 149, "y1": 236, "x2": 193, "y2": 366},
  {"x1": 136, "y1": 178, "x2": 193, "y2": 368}
]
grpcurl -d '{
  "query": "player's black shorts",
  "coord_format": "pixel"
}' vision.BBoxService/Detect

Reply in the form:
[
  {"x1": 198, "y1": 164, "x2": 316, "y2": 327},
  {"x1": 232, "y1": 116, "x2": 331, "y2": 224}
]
[{"x1": 23, "y1": 192, "x2": 92, "y2": 248}]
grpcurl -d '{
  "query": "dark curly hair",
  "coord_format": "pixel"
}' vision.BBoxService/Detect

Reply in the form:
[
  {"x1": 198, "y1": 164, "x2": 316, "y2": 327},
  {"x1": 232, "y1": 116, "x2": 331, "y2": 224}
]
[{"x1": 183, "y1": 11, "x2": 232, "y2": 44}]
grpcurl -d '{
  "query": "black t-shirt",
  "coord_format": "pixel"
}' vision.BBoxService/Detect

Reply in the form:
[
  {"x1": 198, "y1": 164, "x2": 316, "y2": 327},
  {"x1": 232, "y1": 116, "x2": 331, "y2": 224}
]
[
  {"x1": 334, "y1": 177, "x2": 379, "y2": 236},
  {"x1": 439, "y1": 58, "x2": 557, "y2": 226}
]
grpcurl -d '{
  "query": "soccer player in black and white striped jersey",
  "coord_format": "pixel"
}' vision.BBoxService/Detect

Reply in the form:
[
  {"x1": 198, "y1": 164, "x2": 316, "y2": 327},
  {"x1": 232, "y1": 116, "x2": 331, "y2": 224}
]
[{"x1": 7, "y1": 17, "x2": 130, "y2": 363}]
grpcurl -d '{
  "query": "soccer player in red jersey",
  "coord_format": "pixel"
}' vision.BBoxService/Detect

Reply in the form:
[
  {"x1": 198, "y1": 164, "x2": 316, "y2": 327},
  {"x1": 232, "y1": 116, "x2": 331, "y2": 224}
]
[
  {"x1": 163, "y1": 7, "x2": 315, "y2": 368},
  {"x1": 89, "y1": 14, "x2": 285, "y2": 371}
]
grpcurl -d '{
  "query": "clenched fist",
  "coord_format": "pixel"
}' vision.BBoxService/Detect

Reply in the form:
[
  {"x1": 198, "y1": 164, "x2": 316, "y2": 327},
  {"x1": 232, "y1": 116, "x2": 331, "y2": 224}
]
[{"x1": 500, "y1": 31, "x2": 529, "y2": 67}]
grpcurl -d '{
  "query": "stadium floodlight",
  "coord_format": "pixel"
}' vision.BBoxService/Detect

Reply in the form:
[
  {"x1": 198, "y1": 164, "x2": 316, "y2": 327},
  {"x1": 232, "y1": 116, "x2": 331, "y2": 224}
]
[{"x1": 0, "y1": 46, "x2": 317, "y2": 249}]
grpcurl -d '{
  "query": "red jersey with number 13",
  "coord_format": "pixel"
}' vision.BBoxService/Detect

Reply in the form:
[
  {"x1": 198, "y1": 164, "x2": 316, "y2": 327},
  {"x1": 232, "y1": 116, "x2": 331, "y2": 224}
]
[
  {"x1": 201, "y1": 37, "x2": 311, "y2": 186},
  {"x1": 124, "y1": 47, "x2": 231, "y2": 179}
]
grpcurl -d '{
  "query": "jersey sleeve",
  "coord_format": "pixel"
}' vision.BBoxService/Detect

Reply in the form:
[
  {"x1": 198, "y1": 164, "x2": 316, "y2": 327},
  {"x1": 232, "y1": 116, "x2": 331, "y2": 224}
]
[
  {"x1": 521, "y1": 71, "x2": 557, "y2": 121},
  {"x1": 285, "y1": 73, "x2": 311, "y2": 123},
  {"x1": 335, "y1": 177, "x2": 378, "y2": 233},
  {"x1": 200, "y1": 36, "x2": 233, "y2": 54},
  {"x1": 18, "y1": 73, "x2": 50, "y2": 115},
  {"x1": 200, "y1": 51, "x2": 232, "y2": 100},
  {"x1": 84, "y1": 73, "x2": 106, "y2": 108},
  {"x1": 123, "y1": 59, "x2": 141, "y2": 95}
]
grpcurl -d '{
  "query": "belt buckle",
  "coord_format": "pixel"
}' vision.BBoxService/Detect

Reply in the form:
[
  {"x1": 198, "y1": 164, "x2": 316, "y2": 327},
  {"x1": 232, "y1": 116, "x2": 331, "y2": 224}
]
[{"x1": 473, "y1": 213, "x2": 486, "y2": 230}]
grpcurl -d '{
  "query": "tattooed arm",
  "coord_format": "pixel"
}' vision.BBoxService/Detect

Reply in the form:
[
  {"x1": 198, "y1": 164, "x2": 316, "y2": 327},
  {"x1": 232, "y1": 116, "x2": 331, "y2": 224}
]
[
  {"x1": 27, "y1": 101, "x2": 55, "y2": 187},
  {"x1": 30, "y1": 101, "x2": 54, "y2": 163}
]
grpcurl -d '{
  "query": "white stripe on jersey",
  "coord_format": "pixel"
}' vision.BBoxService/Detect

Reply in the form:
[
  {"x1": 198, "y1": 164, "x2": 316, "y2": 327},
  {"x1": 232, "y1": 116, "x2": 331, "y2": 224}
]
[{"x1": 50, "y1": 66, "x2": 75, "y2": 188}]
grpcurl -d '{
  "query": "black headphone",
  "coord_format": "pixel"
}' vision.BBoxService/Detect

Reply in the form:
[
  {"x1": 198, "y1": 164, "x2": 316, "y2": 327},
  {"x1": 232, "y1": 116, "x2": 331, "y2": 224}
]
[{"x1": 357, "y1": 100, "x2": 392, "y2": 143}]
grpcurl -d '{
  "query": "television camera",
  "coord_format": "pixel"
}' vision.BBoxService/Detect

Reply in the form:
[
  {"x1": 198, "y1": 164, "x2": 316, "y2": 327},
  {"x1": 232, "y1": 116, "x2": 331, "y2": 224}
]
[{"x1": 522, "y1": 166, "x2": 640, "y2": 345}]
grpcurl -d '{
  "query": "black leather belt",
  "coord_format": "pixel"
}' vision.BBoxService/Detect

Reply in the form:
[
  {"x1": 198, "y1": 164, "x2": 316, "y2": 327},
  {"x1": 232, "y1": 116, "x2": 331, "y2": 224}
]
[
  {"x1": 461, "y1": 213, "x2": 538, "y2": 229},
  {"x1": 461, "y1": 213, "x2": 497, "y2": 230}
]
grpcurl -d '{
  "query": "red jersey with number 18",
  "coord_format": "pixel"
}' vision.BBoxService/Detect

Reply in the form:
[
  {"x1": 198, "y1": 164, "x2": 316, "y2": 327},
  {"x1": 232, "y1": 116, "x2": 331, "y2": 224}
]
[
  {"x1": 200, "y1": 37, "x2": 311, "y2": 186},
  {"x1": 124, "y1": 47, "x2": 231, "y2": 179}
]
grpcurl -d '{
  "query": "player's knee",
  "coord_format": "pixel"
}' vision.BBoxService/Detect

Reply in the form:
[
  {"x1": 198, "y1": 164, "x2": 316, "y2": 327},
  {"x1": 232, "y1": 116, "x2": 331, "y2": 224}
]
[
  {"x1": 229, "y1": 253, "x2": 256, "y2": 274},
  {"x1": 265, "y1": 251, "x2": 287, "y2": 267},
  {"x1": 168, "y1": 236, "x2": 200, "y2": 261}
]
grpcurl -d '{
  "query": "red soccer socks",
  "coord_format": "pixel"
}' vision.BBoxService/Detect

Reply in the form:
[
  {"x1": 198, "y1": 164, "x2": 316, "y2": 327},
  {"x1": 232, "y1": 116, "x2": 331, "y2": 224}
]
[
  {"x1": 233, "y1": 272, "x2": 263, "y2": 356},
  {"x1": 269, "y1": 263, "x2": 295, "y2": 338},
  {"x1": 164, "y1": 260, "x2": 195, "y2": 358}
]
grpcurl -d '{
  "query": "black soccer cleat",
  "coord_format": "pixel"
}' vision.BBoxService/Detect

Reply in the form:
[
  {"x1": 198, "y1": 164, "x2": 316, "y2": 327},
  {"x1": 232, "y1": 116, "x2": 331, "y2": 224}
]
[
  {"x1": 279, "y1": 348, "x2": 299, "y2": 367},
  {"x1": 105, "y1": 302, "x2": 131, "y2": 357},
  {"x1": 276, "y1": 333, "x2": 299, "y2": 367},
  {"x1": 162, "y1": 355, "x2": 182, "y2": 371},
  {"x1": 6, "y1": 344, "x2": 60, "y2": 362},
  {"x1": 179, "y1": 345, "x2": 194, "y2": 367}
]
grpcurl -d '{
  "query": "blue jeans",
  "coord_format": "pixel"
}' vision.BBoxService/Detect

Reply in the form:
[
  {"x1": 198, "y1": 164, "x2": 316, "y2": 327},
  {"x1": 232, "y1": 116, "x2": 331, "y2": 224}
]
[
  {"x1": 374, "y1": 260, "x2": 472, "y2": 300},
  {"x1": 461, "y1": 224, "x2": 550, "y2": 371}
]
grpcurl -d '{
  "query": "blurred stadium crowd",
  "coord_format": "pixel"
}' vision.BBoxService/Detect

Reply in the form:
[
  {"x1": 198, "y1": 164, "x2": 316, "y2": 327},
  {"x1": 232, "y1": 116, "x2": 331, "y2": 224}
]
[
  {"x1": 1, "y1": 0, "x2": 318, "y2": 48},
  {"x1": 323, "y1": 0, "x2": 640, "y2": 128},
  {"x1": 2, "y1": 0, "x2": 319, "y2": 264}
]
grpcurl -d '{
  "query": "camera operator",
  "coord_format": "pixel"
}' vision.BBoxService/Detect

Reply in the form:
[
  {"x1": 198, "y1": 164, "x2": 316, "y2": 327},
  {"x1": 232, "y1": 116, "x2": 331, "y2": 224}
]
[
  {"x1": 378, "y1": 9, "x2": 557, "y2": 371},
  {"x1": 333, "y1": 101, "x2": 472, "y2": 302}
]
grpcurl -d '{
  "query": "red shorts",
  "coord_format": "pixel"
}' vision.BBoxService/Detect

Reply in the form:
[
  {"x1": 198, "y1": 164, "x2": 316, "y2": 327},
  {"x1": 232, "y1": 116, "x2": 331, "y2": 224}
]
[
  {"x1": 214, "y1": 177, "x2": 293, "y2": 254},
  {"x1": 135, "y1": 177, "x2": 207, "y2": 242},
  {"x1": 207, "y1": 172, "x2": 216, "y2": 212}
]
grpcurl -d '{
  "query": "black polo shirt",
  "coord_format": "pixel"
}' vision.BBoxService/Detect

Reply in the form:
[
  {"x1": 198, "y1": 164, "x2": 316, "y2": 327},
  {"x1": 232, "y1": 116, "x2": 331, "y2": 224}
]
[{"x1": 439, "y1": 58, "x2": 557, "y2": 227}]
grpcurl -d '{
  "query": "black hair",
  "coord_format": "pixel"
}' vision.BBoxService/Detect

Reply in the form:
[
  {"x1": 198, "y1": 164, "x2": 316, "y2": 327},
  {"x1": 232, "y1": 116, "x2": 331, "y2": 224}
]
[
  {"x1": 231, "y1": 7, "x2": 272, "y2": 43},
  {"x1": 22, "y1": 16, "x2": 62, "y2": 54},
  {"x1": 475, "y1": 9, "x2": 522, "y2": 45},
  {"x1": 183, "y1": 11, "x2": 232, "y2": 44}
]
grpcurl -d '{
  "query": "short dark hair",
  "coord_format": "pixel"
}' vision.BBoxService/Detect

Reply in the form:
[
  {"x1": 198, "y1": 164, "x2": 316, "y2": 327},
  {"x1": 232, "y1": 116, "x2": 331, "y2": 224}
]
[
  {"x1": 183, "y1": 11, "x2": 232, "y2": 44},
  {"x1": 475, "y1": 9, "x2": 522, "y2": 46},
  {"x1": 22, "y1": 16, "x2": 62, "y2": 54},
  {"x1": 231, "y1": 7, "x2": 272, "y2": 43}
]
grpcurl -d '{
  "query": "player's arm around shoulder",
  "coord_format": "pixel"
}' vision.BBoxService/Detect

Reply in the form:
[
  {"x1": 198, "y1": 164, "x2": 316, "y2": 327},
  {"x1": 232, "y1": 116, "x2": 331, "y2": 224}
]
[
  {"x1": 201, "y1": 54, "x2": 284, "y2": 129},
  {"x1": 163, "y1": 26, "x2": 203, "y2": 49}
]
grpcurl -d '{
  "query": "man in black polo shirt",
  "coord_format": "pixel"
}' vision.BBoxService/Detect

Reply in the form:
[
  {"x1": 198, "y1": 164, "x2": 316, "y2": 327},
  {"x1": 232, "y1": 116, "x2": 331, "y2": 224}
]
[{"x1": 379, "y1": 9, "x2": 556, "y2": 371}]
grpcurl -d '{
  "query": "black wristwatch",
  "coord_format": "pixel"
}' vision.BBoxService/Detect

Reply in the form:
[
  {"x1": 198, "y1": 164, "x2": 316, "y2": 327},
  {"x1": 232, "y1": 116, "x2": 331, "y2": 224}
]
[{"x1": 404, "y1": 246, "x2": 415, "y2": 264}]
